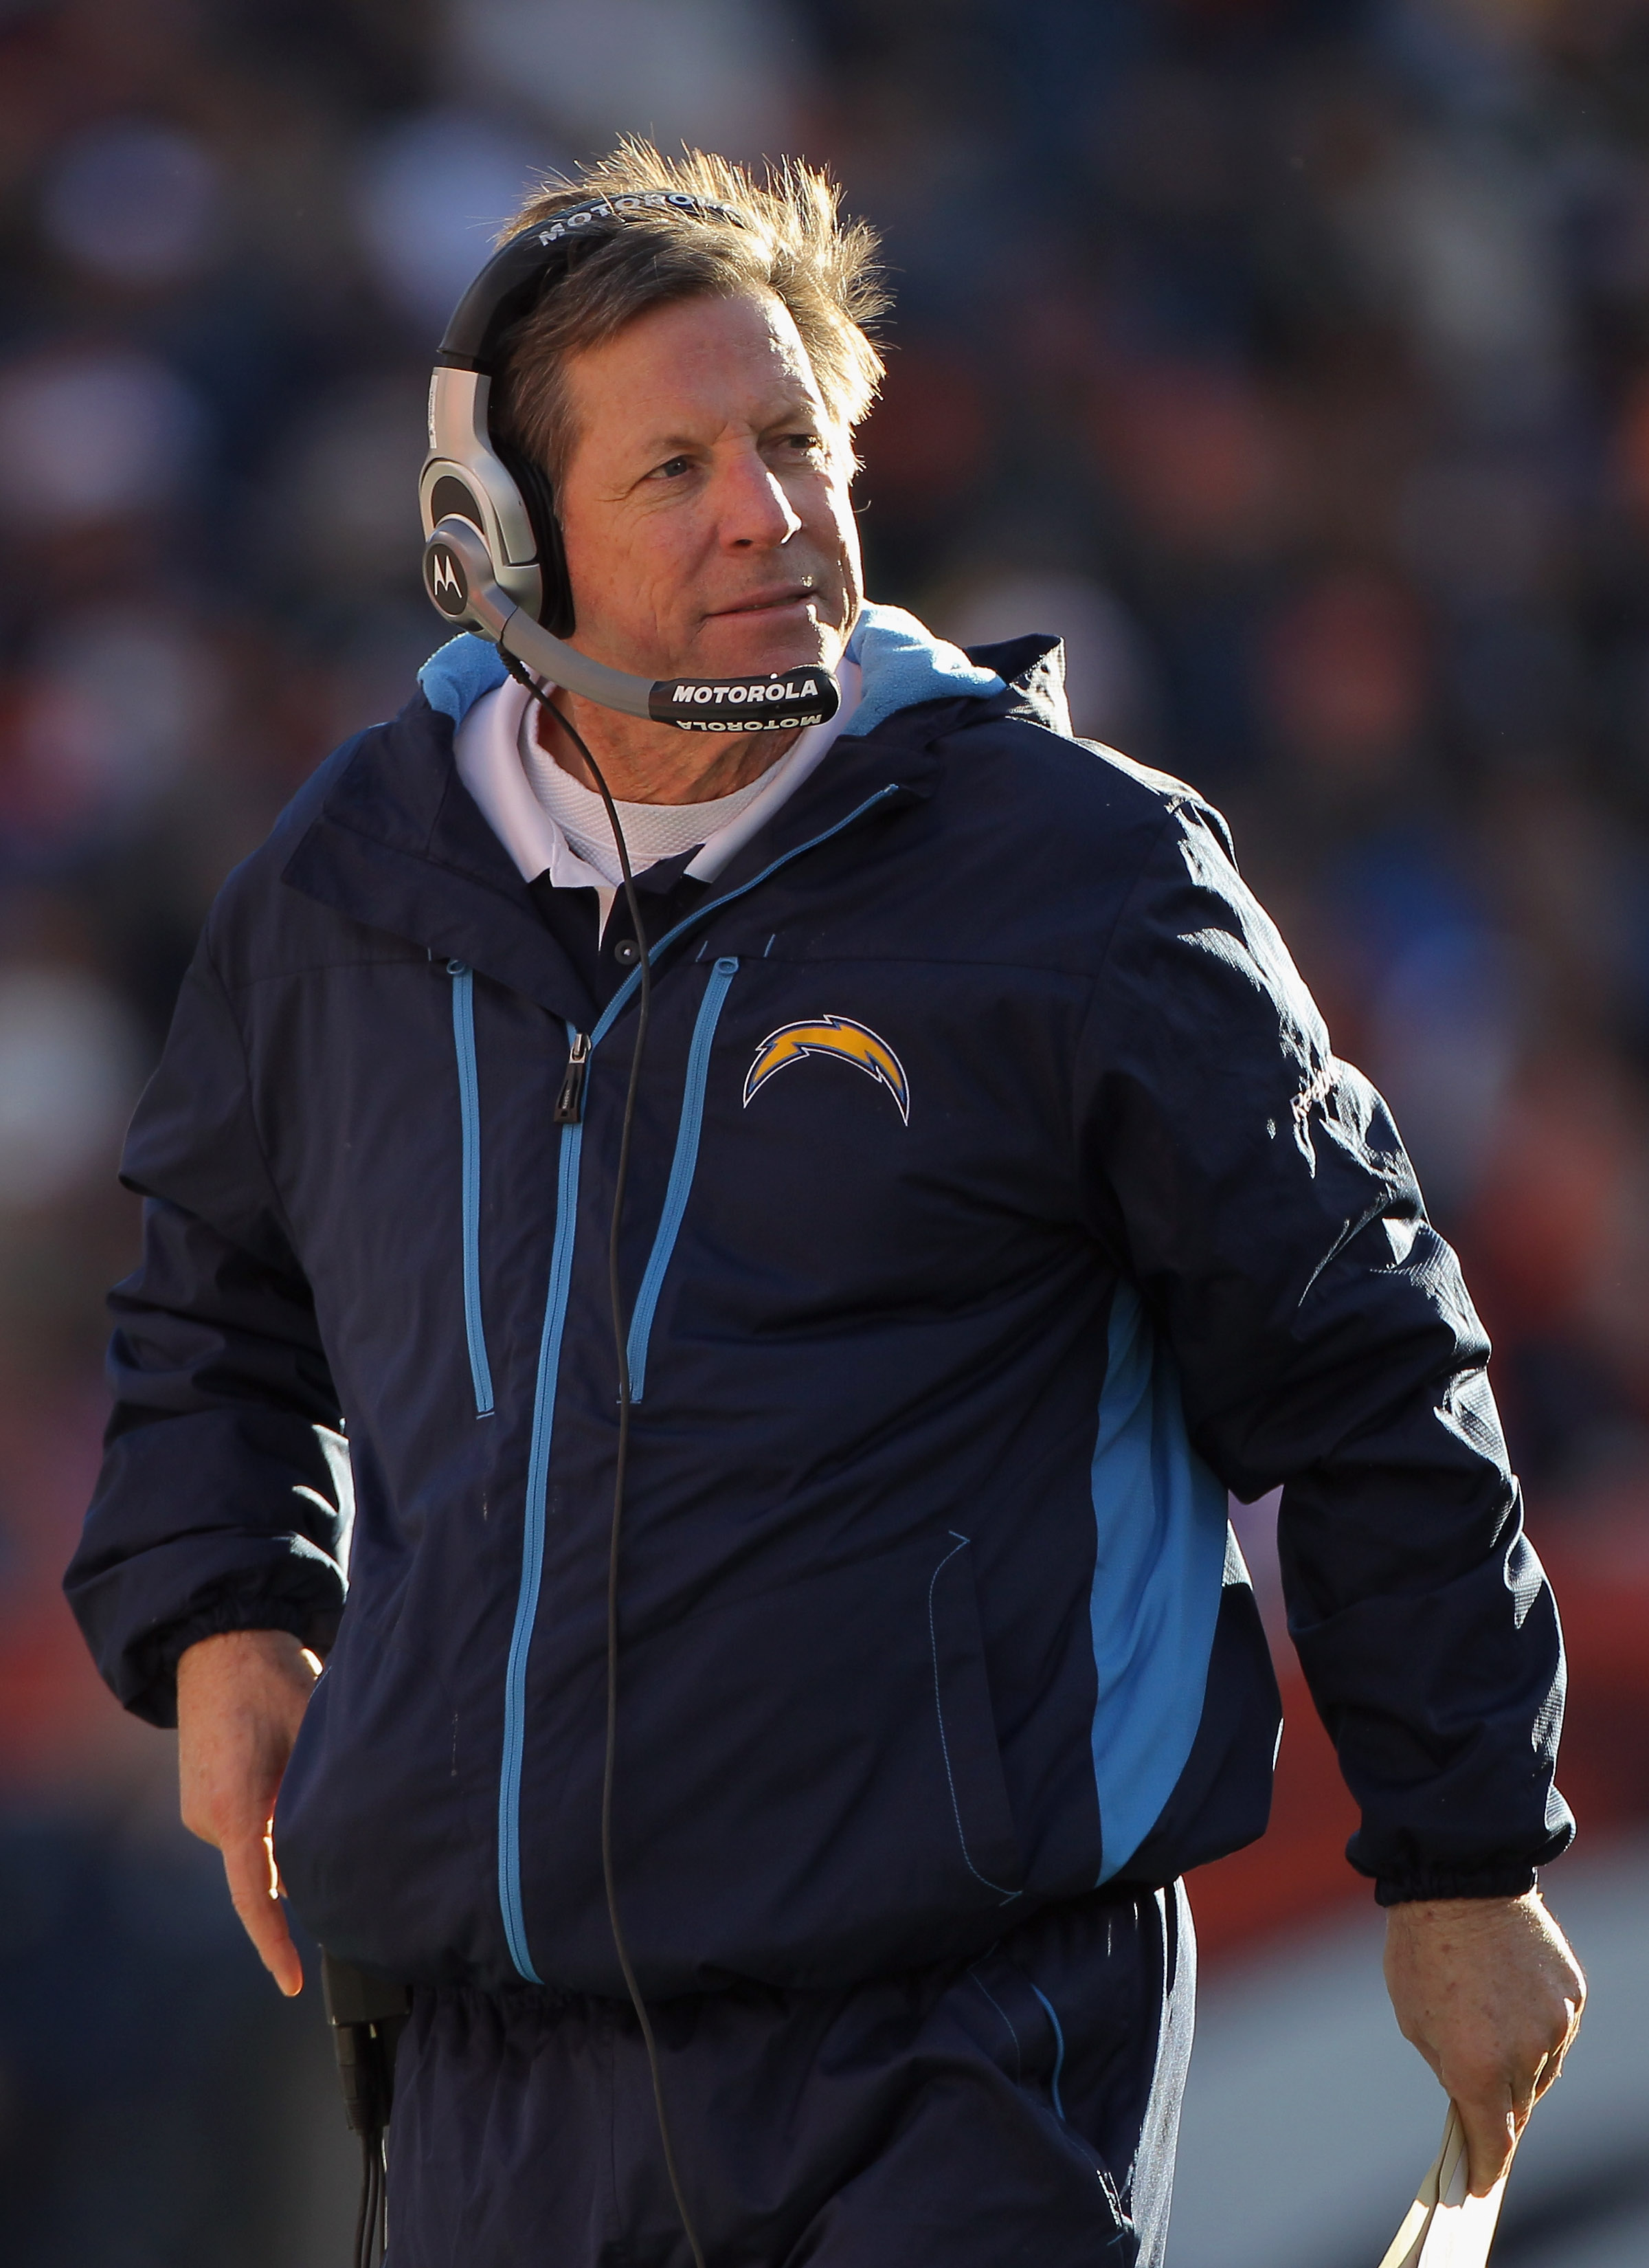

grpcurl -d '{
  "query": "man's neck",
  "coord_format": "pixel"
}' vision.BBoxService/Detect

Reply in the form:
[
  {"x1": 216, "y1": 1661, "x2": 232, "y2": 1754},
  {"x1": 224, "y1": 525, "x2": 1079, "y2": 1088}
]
[{"x1": 532, "y1": 689, "x2": 802, "y2": 805}]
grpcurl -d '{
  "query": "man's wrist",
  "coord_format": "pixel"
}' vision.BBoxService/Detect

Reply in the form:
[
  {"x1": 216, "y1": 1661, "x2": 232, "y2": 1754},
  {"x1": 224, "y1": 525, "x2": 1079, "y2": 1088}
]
[
  {"x1": 148, "y1": 1597, "x2": 333, "y2": 1728},
  {"x1": 177, "y1": 1627, "x2": 323, "y2": 1708},
  {"x1": 177, "y1": 1625, "x2": 319, "y2": 1671}
]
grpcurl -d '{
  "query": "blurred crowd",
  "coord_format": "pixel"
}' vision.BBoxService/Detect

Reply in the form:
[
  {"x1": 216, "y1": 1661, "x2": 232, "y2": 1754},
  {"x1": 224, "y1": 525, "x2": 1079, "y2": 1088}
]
[{"x1": 3, "y1": 0, "x2": 1649, "y2": 2257}]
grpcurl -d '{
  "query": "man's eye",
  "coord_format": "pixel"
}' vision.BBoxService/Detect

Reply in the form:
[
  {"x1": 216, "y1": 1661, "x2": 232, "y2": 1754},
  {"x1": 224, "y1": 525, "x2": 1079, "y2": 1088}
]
[
  {"x1": 655, "y1": 456, "x2": 693, "y2": 479},
  {"x1": 785, "y1": 432, "x2": 824, "y2": 454}
]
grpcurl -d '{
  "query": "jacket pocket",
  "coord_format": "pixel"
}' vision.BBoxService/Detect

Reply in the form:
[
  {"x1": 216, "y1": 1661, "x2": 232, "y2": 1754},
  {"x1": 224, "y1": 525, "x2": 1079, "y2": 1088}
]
[
  {"x1": 535, "y1": 1528, "x2": 1029, "y2": 1992},
  {"x1": 928, "y1": 1531, "x2": 1024, "y2": 1902}
]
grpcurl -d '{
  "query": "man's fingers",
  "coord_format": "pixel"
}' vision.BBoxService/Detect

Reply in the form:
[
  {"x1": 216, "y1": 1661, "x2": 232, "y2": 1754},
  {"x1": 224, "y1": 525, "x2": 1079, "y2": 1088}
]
[
  {"x1": 1453, "y1": 2088, "x2": 1518, "y2": 2199},
  {"x1": 1531, "y1": 2043, "x2": 1568, "y2": 2102},
  {"x1": 1450, "y1": 2044, "x2": 1558, "y2": 2197},
  {"x1": 174, "y1": 1633, "x2": 319, "y2": 2000},
  {"x1": 220, "y1": 1829, "x2": 304, "y2": 1997},
  {"x1": 1538, "y1": 1982, "x2": 1584, "y2": 2095}
]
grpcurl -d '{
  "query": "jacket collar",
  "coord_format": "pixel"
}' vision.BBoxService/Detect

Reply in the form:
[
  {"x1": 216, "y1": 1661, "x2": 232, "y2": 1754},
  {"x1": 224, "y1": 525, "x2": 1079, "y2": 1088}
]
[
  {"x1": 282, "y1": 698, "x2": 603, "y2": 1023},
  {"x1": 960, "y1": 632, "x2": 1072, "y2": 736},
  {"x1": 284, "y1": 619, "x2": 1066, "y2": 1022}
]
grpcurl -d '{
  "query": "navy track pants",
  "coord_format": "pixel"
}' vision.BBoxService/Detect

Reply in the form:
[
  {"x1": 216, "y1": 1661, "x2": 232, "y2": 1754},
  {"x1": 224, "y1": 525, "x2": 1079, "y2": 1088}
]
[{"x1": 385, "y1": 1882, "x2": 1194, "y2": 2267}]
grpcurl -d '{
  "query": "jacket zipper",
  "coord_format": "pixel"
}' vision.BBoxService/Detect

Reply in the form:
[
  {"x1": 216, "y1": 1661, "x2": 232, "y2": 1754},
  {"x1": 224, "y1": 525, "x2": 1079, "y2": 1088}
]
[
  {"x1": 447, "y1": 961, "x2": 495, "y2": 1417},
  {"x1": 554, "y1": 1031, "x2": 590, "y2": 1125},
  {"x1": 497, "y1": 1036, "x2": 587, "y2": 1986},
  {"x1": 625, "y1": 957, "x2": 739, "y2": 1402}
]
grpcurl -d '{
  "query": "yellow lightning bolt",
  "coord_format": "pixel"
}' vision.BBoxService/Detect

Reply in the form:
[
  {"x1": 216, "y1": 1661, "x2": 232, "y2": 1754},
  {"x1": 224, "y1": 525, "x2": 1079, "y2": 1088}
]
[{"x1": 743, "y1": 1017, "x2": 910, "y2": 1122}]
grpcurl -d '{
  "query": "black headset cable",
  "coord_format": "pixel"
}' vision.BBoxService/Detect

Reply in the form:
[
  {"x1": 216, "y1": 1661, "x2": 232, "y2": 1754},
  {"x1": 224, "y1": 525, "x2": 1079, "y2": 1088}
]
[
  {"x1": 353, "y1": 2128, "x2": 385, "y2": 2268},
  {"x1": 506, "y1": 655, "x2": 708, "y2": 2268}
]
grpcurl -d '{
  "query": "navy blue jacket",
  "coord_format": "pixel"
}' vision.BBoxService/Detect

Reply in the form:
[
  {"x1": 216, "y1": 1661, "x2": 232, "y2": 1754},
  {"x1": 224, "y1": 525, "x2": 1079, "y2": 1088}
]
[{"x1": 65, "y1": 619, "x2": 1572, "y2": 1999}]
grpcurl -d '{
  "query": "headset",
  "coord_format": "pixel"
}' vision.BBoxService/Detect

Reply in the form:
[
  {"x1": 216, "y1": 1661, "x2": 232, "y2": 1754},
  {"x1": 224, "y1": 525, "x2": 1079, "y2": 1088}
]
[{"x1": 417, "y1": 191, "x2": 840, "y2": 735}]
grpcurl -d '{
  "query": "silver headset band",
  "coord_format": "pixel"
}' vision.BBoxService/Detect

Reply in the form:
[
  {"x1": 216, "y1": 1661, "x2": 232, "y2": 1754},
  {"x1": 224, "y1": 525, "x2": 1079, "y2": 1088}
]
[
  {"x1": 423, "y1": 518, "x2": 840, "y2": 733},
  {"x1": 435, "y1": 193, "x2": 750, "y2": 373}
]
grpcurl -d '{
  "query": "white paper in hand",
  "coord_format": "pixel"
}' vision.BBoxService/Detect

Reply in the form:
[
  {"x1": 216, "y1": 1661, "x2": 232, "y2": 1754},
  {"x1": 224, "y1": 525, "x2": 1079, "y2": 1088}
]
[{"x1": 1377, "y1": 2108, "x2": 1510, "y2": 2268}]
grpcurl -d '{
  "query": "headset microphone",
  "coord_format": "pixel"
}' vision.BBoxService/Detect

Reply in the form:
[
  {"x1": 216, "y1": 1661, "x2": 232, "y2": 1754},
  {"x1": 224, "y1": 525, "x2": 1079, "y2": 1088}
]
[{"x1": 422, "y1": 515, "x2": 840, "y2": 732}]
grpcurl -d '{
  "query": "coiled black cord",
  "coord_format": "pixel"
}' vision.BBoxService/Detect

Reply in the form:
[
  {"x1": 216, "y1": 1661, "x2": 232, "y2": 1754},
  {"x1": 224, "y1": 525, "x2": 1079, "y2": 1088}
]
[{"x1": 507, "y1": 654, "x2": 708, "y2": 2268}]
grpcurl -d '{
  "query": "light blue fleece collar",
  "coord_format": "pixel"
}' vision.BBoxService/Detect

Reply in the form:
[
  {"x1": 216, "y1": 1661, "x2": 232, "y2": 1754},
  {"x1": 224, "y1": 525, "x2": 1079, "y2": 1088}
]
[
  {"x1": 420, "y1": 632, "x2": 508, "y2": 724},
  {"x1": 839, "y1": 601, "x2": 1003, "y2": 735},
  {"x1": 417, "y1": 601, "x2": 1004, "y2": 733}
]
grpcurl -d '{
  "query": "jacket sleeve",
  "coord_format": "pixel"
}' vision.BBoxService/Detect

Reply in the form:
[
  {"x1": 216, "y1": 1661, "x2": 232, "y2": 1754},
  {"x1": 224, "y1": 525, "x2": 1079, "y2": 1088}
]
[
  {"x1": 64, "y1": 938, "x2": 350, "y2": 1728},
  {"x1": 1074, "y1": 794, "x2": 1573, "y2": 1902}
]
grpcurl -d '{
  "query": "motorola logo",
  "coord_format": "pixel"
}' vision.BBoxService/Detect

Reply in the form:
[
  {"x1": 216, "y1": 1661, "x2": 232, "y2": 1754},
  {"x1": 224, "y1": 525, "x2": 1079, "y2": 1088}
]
[{"x1": 427, "y1": 546, "x2": 467, "y2": 614}]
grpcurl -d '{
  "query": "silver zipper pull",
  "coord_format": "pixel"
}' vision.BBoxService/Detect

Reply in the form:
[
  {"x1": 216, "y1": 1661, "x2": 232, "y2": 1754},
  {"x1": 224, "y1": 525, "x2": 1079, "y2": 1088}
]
[{"x1": 554, "y1": 1032, "x2": 591, "y2": 1125}]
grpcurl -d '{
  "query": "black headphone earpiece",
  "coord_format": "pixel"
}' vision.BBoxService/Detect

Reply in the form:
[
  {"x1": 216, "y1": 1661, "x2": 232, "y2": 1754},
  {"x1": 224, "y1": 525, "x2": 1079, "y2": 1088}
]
[{"x1": 491, "y1": 434, "x2": 574, "y2": 637}]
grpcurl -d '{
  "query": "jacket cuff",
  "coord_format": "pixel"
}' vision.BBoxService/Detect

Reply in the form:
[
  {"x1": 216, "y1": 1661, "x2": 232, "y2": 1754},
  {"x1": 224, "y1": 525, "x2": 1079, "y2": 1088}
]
[
  {"x1": 1376, "y1": 1865, "x2": 1538, "y2": 1906},
  {"x1": 134, "y1": 1579, "x2": 343, "y2": 1728}
]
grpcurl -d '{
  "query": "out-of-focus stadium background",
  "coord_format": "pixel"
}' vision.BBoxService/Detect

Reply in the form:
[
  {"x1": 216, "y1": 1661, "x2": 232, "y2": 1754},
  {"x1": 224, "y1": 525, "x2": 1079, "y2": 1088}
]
[{"x1": 1, "y1": 1, "x2": 1646, "y2": 2260}]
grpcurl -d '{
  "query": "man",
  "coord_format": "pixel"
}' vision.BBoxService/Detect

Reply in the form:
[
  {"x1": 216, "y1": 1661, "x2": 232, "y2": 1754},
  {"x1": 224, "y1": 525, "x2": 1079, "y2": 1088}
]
[{"x1": 66, "y1": 145, "x2": 1582, "y2": 2266}]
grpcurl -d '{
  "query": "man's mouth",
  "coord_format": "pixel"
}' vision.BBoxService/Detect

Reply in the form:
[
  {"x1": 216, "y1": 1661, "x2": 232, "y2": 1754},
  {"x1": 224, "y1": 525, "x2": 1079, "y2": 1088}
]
[{"x1": 708, "y1": 584, "x2": 818, "y2": 619}]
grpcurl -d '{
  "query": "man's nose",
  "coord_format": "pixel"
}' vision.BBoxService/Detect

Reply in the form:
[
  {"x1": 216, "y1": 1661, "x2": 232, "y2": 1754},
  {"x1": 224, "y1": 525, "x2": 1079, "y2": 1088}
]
[{"x1": 716, "y1": 447, "x2": 803, "y2": 550}]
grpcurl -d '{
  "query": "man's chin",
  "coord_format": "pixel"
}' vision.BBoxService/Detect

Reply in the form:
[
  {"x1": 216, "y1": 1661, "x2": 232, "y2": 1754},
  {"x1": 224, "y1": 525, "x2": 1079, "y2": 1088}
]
[{"x1": 693, "y1": 616, "x2": 843, "y2": 685}]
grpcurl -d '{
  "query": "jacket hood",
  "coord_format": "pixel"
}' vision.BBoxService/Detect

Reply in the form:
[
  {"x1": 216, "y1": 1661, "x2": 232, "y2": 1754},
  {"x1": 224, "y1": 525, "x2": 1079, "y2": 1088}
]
[{"x1": 416, "y1": 601, "x2": 1027, "y2": 740}]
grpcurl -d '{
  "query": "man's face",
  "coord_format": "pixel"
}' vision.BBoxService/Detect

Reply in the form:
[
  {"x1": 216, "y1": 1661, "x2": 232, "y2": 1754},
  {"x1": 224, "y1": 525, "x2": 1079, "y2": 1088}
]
[{"x1": 552, "y1": 288, "x2": 862, "y2": 685}]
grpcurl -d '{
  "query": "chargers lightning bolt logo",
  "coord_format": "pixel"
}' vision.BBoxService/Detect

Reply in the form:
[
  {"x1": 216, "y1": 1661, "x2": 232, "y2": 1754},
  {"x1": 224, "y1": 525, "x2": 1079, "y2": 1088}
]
[{"x1": 743, "y1": 1017, "x2": 910, "y2": 1124}]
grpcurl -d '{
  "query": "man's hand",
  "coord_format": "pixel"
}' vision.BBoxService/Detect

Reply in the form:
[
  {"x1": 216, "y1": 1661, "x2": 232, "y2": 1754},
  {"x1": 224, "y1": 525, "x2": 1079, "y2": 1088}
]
[
  {"x1": 1384, "y1": 1891, "x2": 1584, "y2": 2197},
  {"x1": 177, "y1": 1629, "x2": 322, "y2": 1997}
]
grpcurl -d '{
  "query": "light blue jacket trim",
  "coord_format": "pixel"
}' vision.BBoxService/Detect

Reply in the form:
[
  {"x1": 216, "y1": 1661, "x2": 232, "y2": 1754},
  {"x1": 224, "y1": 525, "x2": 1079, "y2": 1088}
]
[
  {"x1": 843, "y1": 603, "x2": 1005, "y2": 739},
  {"x1": 497, "y1": 1078, "x2": 585, "y2": 1983},
  {"x1": 420, "y1": 633, "x2": 508, "y2": 723},
  {"x1": 1088, "y1": 1282, "x2": 1230, "y2": 1882},
  {"x1": 447, "y1": 963, "x2": 495, "y2": 1417},
  {"x1": 417, "y1": 605, "x2": 1003, "y2": 735},
  {"x1": 626, "y1": 957, "x2": 739, "y2": 1401}
]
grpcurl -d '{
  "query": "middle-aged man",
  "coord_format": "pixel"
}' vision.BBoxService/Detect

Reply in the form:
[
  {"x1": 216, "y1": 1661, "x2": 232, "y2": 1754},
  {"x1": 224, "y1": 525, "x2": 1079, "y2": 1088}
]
[{"x1": 67, "y1": 144, "x2": 1583, "y2": 2266}]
